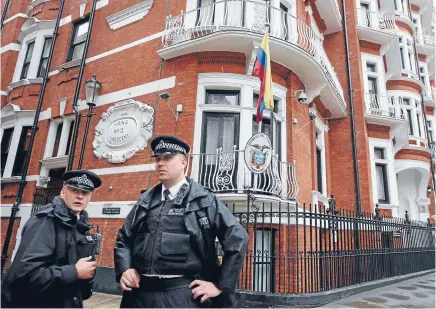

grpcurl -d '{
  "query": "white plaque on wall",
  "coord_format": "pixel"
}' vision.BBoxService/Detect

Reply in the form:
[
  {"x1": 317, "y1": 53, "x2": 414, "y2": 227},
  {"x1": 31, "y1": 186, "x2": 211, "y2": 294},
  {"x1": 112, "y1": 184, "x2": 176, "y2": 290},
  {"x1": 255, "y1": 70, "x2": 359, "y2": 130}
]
[{"x1": 93, "y1": 99, "x2": 154, "y2": 163}]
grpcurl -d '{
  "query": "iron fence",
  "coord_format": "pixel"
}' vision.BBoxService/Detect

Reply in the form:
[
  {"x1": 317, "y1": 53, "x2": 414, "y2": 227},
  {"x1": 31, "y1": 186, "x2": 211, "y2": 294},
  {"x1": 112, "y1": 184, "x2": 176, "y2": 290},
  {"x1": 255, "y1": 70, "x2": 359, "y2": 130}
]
[
  {"x1": 218, "y1": 197, "x2": 435, "y2": 294},
  {"x1": 31, "y1": 187, "x2": 61, "y2": 215}
]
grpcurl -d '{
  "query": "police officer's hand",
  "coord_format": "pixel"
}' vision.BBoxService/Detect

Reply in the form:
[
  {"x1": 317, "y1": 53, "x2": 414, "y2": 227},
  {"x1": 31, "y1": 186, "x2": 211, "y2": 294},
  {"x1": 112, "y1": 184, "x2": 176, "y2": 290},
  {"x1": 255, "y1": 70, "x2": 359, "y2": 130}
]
[
  {"x1": 120, "y1": 268, "x2": 140, "y2": 291},
  {"x1": 189, "y1": 280, "x2": 222, "y2": 303},
  {"x1": 75, "y1": 256, "x2": 97, "y2": 280}
]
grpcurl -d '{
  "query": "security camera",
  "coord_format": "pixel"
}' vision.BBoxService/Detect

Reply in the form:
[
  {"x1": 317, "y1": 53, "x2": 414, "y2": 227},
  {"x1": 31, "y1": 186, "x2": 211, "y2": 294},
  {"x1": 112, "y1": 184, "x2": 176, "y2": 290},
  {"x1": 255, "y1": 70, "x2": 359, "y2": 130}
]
[
  {"x1": 159, "y1": 92, "x2": 170, "y2": 101},
  {"x1": 309, "y1": 111, "x2": 317, "y2": 120},
  {"x1": 298, "y1": 92, "x2": 308, "y2": 104},
  {"x1": 294, "y1": 90, "x2": 308, "y2": 105}
]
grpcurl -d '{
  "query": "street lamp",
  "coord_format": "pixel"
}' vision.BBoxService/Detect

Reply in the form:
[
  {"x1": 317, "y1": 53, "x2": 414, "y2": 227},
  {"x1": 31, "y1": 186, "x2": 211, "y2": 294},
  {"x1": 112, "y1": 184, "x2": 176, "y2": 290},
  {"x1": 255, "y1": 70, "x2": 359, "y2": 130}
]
[{"x1": 78, "y1": 74, "x2": 101, "y2": 169}]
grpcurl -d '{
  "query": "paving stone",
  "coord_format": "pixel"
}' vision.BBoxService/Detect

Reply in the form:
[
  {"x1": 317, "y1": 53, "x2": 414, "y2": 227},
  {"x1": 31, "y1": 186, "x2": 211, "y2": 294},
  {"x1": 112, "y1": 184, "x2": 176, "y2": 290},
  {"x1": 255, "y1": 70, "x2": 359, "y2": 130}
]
[
  {"x1": 362, "y1": 297, "x2": 388, "y2": 303},
  {"x1": 380, "y1": 293, "x2": 410, "y2": 301},
  {"x1": 412, "y1": 284, "x2": 435, "y2": 290},
  {"x1": 412, "y1": 292, "x2": 429, "y2": 298},
  {"x1": 342, "y1": 301, "x2": 387, "y2": 308},
  {"x1": 93, "y1": 298, "x2": 122, "y2": 309},
  {"x1": 398, "y1": 286, "x2": 417, "y2": 291}
]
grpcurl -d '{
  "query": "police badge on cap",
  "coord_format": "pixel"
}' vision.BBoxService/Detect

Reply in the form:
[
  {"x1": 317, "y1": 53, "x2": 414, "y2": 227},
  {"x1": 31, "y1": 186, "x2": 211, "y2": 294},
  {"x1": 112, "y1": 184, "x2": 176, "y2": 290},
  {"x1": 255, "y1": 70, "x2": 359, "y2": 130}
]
[
  {"x1": 151, "y1": 135, "x2": 190, "y2": 157},
  {"x1": 62, "y1": 170, "x2": 102, "y2": 192}
]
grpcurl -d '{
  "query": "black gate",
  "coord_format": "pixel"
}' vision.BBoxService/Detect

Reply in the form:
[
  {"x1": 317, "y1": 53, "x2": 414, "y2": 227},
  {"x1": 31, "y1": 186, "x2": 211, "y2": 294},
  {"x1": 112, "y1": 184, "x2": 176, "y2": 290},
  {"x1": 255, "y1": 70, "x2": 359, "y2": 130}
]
[{"x1": 31, "y1": 188, "x2": 61, "y2": 215}]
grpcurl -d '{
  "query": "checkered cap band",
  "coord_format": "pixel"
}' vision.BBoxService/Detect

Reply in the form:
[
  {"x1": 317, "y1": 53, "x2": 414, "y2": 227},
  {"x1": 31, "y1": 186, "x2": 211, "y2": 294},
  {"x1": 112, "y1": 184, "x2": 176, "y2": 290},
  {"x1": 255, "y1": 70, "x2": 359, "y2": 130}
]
[{"x1": 67, "y1": 174, "x2": 94, "y2": 188}]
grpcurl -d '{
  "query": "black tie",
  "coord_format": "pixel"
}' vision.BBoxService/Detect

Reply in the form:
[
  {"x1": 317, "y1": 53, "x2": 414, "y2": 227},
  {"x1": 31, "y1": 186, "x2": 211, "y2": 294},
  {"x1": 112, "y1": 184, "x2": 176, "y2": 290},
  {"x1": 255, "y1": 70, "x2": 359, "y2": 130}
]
[{"x1": 164, "y1": 189, "x2": 170, "y2": 201}]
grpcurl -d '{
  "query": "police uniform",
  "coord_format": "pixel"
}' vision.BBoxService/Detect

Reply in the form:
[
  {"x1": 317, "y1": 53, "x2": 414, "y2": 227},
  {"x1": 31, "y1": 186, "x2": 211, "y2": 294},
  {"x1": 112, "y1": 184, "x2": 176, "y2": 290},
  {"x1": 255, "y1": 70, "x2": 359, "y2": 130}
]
[
  {"x1": 115, "y1": 136, "x2": 249, "y2": 308},
  {"x1": 1, "y1": 170, "x2": 102, "y2": 308}
]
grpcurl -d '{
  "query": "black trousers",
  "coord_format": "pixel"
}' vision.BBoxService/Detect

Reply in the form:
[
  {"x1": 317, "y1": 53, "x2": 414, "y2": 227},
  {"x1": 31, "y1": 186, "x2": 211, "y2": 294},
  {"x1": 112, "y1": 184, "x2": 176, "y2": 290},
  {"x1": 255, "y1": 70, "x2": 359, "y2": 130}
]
[{"x1": 120, "y1": 277, "x2": 200, "y2": 308}]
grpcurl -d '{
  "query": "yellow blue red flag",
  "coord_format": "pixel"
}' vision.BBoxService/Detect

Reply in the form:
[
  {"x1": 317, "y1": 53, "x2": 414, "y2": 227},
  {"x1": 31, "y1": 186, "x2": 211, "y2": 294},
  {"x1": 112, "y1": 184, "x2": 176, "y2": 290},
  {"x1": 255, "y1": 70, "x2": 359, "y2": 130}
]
[{"x1": 253, "y1": 32, "x2": 274, "y2": 122}]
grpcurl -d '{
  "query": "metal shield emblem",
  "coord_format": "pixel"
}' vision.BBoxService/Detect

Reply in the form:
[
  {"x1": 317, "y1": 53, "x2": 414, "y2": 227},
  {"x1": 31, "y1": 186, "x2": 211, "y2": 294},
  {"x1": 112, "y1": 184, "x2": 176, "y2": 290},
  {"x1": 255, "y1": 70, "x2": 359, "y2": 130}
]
[{"x1": 244, "y1": 133, "x2": 272, "y2": 174}]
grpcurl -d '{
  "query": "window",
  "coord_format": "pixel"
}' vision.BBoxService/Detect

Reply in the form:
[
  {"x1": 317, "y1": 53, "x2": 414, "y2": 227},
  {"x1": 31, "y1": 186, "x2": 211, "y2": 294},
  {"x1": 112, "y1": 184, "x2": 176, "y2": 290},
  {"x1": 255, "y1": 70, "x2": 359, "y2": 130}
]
[
  {"x1": 406, "y1": 109, "x2": 414, "y2": 135},
  {"x1": 44, "y1": 118, "x2": 75, "y2": 159},
  {"x1": 206, "y1": 90, "x2": 239, "y2": 106},
  {"x1": 428, "y1": 121, "x2": 434, "y2": 143},
  {"x1": 280, "y1": 3, "x2": 289, "y2": 39},
  {"x1": 400, "y1": 47, "x2": 405, "y2": 69},
  {"x1": 37, "y1": 37, "x2": 53, "y2": 78},
  {"x1": 52, "y1": 123, "x2": 63, "y2": 157},
  {"x1": 202, "y1": 112, "x2": 239, "y2": 154},
  {"x1": 399, "y1": 37, "x2": 415, "y2": 73},
  {"x1": 65, "y1": 121, "x2": 74, "y2": 155},
  {"x1": 1, "y1": 128, "x2": 14, "y2": 177},
  {"x1": 20, "y1": 42, "x2": 35, "y2": 80},
  {"x1": 315, "y1": 126, "x2": 327, "y2": 195},
  {"x1": 316, "y1": 148, "x2": 323, "y2": 193},
  {"x1": 68, "y1": 18, "x2": 89, "y2": 62},
  {"x1": 374, "y1": 147, "x2": 389, "y2": 204},
  {"x1": 12, "y1": 126, "x2": 32, "y2": 176},
  {"x1": 253, "y1": 229, "x2": 275, "y2": 293}
]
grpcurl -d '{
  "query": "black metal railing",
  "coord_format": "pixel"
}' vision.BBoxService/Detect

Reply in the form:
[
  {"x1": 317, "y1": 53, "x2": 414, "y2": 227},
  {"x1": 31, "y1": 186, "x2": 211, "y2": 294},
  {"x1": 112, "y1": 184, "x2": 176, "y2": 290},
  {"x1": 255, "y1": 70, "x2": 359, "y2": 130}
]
[
  {"x1": 218, "y1": 198, "x2": 435, "y2": 294},
  {"x1": 31, "y1": 188, "x2": 61, "y2": 215}
]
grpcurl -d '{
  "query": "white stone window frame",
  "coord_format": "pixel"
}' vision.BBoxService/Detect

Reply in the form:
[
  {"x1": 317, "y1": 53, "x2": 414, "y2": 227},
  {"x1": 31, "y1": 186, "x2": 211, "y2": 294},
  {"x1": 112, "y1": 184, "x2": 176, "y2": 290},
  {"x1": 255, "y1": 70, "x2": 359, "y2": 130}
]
[
  {"x1": 411, "y1": 12, "x2": 423, "y2": 43},
  {"x1": 314, "y1": 110, "x2": 328, "y2": 197},
  {"x1": 38, "y1": 116, "x2": 74, "y2": 187},
  {"x1": 43, "y1": 116, "x2": 75, "y2": 159},
  {"x1": 387, "y1": 90, "x2": 426, "y2": 144},
  {"x1": 0, "y1": 104, "x2": 36, "y2": 180},
  {"x1": 361, "y1": 53, "x2": 387, "y2": 111},
  {"x1": 356, "y1": 0, "x2": 379, "y2": 27},
  {"x1": 394, "y1": 0, "x2": 408, "y2": 16},
  {"x1": 12, "y1": 23, "x2": 54, "y2": 83},
  {"x1": 398, "y1": 33, "x2": 416, "y2": 75},
  {"x1": 368, "y1": 137, "x2": 399, "y2": 215},
  {"x1": 191, "y1": 73, "x2": 287, "y2": 185},
  {"x1": 426, "y1": 116, "x2": 435, "y2": 145}
]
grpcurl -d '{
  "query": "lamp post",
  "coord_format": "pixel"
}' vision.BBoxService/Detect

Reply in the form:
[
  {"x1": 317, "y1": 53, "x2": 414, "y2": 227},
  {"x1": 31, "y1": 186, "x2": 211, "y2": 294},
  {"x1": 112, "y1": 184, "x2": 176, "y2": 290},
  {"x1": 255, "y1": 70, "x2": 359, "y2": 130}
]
[{"x1": 78, "y1": 74, "x2": 101, "y2": 169}]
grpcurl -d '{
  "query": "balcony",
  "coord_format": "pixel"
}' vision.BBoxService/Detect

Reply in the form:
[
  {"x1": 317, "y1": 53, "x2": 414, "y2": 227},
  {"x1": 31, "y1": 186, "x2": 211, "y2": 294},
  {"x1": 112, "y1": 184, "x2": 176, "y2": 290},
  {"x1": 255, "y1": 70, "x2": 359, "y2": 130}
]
[
  {"x1": 415, "y1": 30, "x2": 435, "y2": 58},
  {"x1": 189, "y1": 147, "x2": 299, "y2": 200},
  {"x1": 364, "y1": 93, "x2": 405, "y2": 123},
  {"x1": 315, "y1": 0, "x2": 342, "y2": 34},
  {"x1": 159, "y1": 0, "x2": 347, "y2": 118}
]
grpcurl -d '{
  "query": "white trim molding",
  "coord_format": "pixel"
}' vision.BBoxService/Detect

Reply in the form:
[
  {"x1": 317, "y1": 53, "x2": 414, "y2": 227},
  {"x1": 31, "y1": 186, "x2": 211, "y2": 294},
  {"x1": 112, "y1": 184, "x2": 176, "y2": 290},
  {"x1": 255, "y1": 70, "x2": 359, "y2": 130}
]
[
  {"x1": 3, "y1": 13, "x2": 28, "y2": 25},
  {"x1": 0, "y1": 43, "x2": 21, "y2": 54},
  {"x1": 106, "y1": 0, "x2": 153, "y2": 30}
]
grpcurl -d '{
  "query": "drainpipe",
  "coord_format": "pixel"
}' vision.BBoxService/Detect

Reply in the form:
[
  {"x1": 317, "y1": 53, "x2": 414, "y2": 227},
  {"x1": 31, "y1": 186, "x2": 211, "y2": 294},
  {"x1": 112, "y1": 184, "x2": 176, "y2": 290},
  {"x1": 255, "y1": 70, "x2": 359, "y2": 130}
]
[
  {"x1": 1, "y1": 0, "x2": 66, "y2": 274},
  {"x1": 407, "y1": 2, "x2": 436, "y2": 197},
  {"x1": 341, "y1": 0, "x2": 362, "y2": 216},
  {"x1": 341, "y1": 0, "x2": 362, "y2": 283},
  {"x1": 66, "y1": 0, "x2": 99, "y2": 171},
  {"x1": 0, "y1": 0, "x2": 11, "y2": 30}
]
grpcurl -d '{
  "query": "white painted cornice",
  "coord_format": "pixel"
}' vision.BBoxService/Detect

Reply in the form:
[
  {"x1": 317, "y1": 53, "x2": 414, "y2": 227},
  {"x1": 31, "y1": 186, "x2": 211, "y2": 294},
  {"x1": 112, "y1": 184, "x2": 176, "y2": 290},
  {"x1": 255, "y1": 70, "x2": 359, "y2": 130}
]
[
  {"x1": 18, "y1": 19, "x2": 56, "y2": 43},
  {"x1": 106, "y1": 0, "x2": 153, "y2": 30}
]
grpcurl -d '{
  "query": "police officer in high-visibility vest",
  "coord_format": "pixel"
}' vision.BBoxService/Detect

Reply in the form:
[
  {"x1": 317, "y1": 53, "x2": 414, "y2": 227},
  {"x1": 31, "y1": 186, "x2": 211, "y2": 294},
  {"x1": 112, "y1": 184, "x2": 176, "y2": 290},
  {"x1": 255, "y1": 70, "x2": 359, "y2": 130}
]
[{"x1": 114, "y1": 135, "x2": 248, "y2": 308}]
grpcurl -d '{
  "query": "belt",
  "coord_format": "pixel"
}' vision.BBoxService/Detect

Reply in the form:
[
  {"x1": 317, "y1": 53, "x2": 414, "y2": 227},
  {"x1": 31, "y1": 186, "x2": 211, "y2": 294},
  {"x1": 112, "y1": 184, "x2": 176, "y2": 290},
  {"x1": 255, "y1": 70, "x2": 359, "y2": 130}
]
[{"x1": 139, "y1": 276, "x2": 193, "y2": 291}]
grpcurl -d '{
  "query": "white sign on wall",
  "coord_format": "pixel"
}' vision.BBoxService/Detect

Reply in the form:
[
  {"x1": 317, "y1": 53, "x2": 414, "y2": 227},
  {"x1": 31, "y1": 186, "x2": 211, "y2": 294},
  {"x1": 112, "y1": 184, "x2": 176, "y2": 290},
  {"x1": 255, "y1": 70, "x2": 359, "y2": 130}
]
[{"x1": 93, "y1": 99, "x2": 154, "y2": 163}]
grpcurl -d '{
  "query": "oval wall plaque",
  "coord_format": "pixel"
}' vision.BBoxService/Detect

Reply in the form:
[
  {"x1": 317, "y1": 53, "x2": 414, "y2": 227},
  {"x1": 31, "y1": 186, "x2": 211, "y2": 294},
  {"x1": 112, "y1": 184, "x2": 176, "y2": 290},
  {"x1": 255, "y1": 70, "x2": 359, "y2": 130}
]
[
  {"x1": 105, "y1": 117, "x2": 138, "y2": 148},
  {"x1": 93, "y1": 99, "x2": 154, "y2": 163}
]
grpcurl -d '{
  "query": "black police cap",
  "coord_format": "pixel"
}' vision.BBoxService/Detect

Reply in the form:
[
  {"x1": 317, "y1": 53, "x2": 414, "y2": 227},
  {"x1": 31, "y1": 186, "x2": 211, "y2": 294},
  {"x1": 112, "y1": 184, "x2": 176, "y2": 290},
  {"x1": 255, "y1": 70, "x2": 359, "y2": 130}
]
[
  {"x1": 62, "y1": 170, "x2": 102, "y2": 192},
  {"x1": 151, "y1": 135, "x2": 190, "y2": 157}
]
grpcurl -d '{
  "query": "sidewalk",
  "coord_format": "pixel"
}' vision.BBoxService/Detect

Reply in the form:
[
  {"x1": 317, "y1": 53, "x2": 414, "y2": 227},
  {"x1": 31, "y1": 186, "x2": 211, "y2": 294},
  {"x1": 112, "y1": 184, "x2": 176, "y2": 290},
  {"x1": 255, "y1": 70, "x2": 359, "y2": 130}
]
[
  {"x1": 84, "y1": 273, "x2": 435, "y2": 308},
  {"x1": 319, "y1": 272, "x2": 435, "y2": 309}
]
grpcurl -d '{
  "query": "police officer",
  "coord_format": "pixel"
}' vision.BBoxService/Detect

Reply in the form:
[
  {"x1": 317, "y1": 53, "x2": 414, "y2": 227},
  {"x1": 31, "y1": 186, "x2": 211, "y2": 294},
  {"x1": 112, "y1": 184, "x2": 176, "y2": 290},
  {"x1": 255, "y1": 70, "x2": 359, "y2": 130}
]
[
  {"x1": 114, "y1": 135, "x2": 249, "y2": 308},
  {"x1": 1, "y1": 170, "x2": 102, "y2": 308}
]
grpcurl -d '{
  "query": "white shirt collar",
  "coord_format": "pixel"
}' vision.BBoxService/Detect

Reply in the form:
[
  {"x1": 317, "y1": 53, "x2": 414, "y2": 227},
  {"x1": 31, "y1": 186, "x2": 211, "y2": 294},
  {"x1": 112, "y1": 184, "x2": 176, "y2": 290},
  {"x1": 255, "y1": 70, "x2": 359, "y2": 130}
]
[{"x1": 161, "y1": 178, "x2": 188, "y2": 201}]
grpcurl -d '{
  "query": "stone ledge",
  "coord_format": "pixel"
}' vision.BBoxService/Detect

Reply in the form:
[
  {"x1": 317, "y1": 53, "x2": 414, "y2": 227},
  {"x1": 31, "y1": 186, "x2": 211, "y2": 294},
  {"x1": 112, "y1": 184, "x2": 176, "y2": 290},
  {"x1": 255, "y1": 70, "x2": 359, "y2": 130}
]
[{"x1": 106, "y1": 0, "x2": 153, "y2": 30}]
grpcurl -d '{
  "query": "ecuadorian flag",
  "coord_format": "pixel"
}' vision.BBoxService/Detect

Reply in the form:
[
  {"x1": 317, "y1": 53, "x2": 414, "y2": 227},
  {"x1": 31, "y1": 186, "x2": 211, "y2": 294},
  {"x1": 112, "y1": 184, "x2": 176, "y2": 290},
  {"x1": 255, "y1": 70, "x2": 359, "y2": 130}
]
[{"x1": 253, "y1": 32, "x2": 274, "y2": 123}]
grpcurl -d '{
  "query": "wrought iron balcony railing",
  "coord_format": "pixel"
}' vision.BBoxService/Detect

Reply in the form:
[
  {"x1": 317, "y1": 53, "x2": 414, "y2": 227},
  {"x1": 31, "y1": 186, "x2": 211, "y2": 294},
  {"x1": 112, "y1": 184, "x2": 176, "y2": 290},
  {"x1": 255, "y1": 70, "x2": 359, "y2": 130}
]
[
  {"x1": 357, "y1": 9, "x2": 397, "y2": 31},
  {"x1": 162, "y1": 0, "x2": 344, "y2": 107},
  {"x1": 364, "y1": 93, "x2": 405, "y2": 119},
  {"x1": 190, "y1": 147, "x2": 299, "y2": 200}
]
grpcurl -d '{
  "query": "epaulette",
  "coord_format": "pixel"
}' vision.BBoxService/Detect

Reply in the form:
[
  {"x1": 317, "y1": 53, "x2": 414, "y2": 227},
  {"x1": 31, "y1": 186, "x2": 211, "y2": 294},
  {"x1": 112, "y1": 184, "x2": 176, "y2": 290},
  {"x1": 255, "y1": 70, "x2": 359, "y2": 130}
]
[{"x1": 34, "y1": 204, "x2": 54, "y2": 217}]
